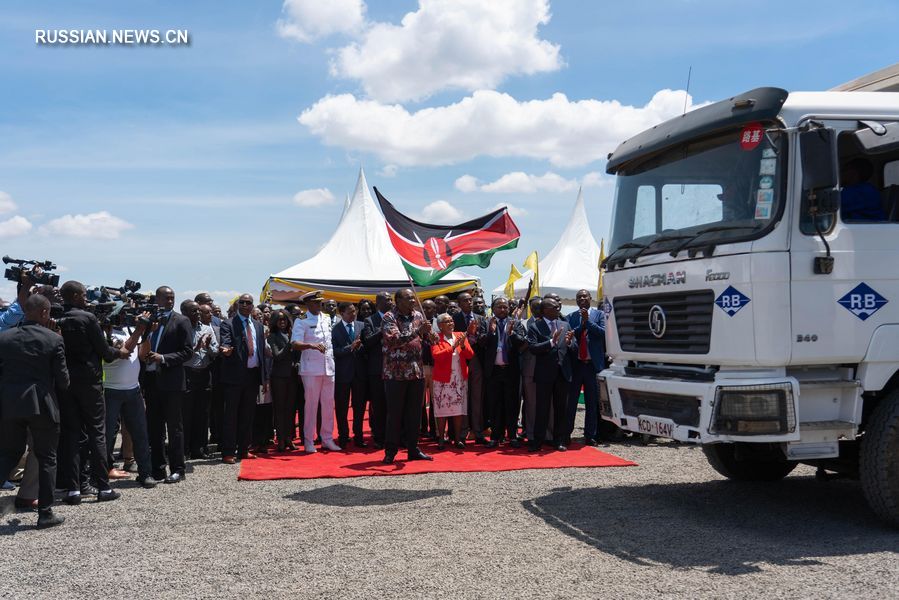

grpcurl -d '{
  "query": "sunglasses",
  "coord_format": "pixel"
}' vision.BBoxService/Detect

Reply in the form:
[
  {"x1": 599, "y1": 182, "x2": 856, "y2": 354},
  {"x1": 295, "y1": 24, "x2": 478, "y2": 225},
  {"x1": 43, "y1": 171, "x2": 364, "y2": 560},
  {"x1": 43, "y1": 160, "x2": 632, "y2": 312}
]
[{"x1": 238, "y1": 300, "x2": 253, "y2": 305}]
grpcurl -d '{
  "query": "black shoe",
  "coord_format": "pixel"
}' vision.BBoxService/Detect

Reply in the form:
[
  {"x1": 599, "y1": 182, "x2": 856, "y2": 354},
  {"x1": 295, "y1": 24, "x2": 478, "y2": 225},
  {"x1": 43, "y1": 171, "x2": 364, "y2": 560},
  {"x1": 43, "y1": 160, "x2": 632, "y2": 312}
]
[
  {"x1": 152, "y1": 471, "x2": 167, "y2": 481},
  {"x1": 486, "y1": 440, "x2": 499, "y2": 448},
  {"x1": 407, "y1": 449, "x2": 433, "y2": 461},
  {"x1": 80, "y1": 484, "x2": 99, "y2": 496},
  {"x1": 585, "y1": 438, "x2": 599, "y2": 447},
  {"x1": 137, "y1": 476, "x2": 158, "y2": 489},
  {"x1": 63, "y1": 493, "x2": 82, "y2": 506},
  {"x1": 555, "y1": 444, "x2": 567, "y2": 452},
  {"x1": 437, "y1": 438, "x2": 446, "y2": 450},
  {"x1": 454, "y1": 440, "x2": 466, "y2": 449},
  {"x1": 97, "y1": 489, "x2": 121, "y2": 502},
  {"x1": 528, "y1": 442, "x2": 540, "y2": 452},
  {"x1": 164, "y1": 473, "x2": 184, "y2": 484},
  {"x1": 37, "y1": 508, "x2": 65, "y2": 529},
  {"x1": 122, "y1": 461, "x2": 139, "y2": 473},
  {"x1": 190, "y1": 450, "x2": 208, "y2": 460},
  {"x1": 509, "y1": 439, "x2": 522, "y2": 449},
  {"x1": 354, "y1": 438, "x2": 368, "y2": 448},
  {"x1": 373, "y1": 441, "x2": 385, "y2": 450},
  {"x1": 475, "y1": 437, "x2": 488, "y2": 446},
  {"x1": 382, "y1": 451, "x2": 396, "y2": 464}
]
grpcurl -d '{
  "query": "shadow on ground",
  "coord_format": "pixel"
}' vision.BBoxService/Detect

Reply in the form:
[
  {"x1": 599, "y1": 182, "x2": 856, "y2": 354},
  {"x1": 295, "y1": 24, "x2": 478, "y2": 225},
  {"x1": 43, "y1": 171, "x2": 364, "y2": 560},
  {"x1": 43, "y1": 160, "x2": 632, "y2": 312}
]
[
  {"x1": 523, "y1": 477, "x2": 899, "y2": 575},
  {"x1": 287, "y1": 484, "x2": 452, "y2": 507}
]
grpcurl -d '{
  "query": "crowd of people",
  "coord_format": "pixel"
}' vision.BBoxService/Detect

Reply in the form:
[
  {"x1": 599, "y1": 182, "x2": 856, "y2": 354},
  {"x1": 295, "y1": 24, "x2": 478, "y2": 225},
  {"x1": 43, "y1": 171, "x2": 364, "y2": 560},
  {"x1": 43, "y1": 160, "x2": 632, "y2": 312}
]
[{"x1": 0, "y1": 268, "x2": 608, "y2": 529}]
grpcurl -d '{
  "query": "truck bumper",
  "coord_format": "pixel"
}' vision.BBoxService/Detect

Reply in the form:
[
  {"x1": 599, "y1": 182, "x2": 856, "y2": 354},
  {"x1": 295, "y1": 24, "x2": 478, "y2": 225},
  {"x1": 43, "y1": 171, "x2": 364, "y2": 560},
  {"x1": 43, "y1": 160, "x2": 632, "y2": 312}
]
[{"x1": 599, "y1": 366, "x2": 801, "y2": 444}]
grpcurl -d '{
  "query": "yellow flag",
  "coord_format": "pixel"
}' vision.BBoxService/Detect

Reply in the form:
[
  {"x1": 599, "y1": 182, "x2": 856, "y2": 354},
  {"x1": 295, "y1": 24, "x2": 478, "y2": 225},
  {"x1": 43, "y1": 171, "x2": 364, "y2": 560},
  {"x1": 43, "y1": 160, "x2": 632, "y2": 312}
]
[
  {"x1": 504, "y1": 264, "x2": 523, "y2": 299},
  {"x1": 523, "y1": 251, "x2": 540, "y2": 317},
  {"x1": 597, "y1": 238, "x2": 606, "y2": 301}
]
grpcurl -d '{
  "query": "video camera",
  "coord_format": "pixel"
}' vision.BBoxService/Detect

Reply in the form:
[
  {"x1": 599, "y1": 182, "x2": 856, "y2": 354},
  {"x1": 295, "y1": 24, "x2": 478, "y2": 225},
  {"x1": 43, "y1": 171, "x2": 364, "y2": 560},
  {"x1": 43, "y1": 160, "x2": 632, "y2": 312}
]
[{"x1": 2, "y1": 256, "x2": 60, "y2": 287}]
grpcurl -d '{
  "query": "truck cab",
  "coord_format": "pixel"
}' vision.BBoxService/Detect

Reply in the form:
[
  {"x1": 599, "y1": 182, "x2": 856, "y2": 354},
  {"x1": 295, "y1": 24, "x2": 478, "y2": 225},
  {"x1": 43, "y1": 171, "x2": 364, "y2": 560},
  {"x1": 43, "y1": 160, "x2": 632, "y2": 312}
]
[{"x1": 599, "y1": 87, "x2": 899, "y2": 525}]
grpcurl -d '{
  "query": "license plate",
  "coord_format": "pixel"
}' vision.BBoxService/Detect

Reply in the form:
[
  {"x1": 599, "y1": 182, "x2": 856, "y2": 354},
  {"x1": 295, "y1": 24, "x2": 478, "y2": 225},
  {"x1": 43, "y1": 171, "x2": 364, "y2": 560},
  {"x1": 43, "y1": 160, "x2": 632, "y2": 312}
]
[{"x1": 637, "y1": 415, "x2": 674, "y2": 438}]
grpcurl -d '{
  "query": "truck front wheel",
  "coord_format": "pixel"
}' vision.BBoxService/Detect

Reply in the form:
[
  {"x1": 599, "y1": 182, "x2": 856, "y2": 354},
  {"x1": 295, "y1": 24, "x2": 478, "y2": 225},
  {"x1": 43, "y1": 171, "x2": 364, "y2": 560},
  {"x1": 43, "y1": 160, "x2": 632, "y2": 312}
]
[
  {"x1": 860, "y1": 392, "x2": 899, "y2": 527},
  {"x1": 703, "y1": 443, "x2": 797, "y2": 482}
]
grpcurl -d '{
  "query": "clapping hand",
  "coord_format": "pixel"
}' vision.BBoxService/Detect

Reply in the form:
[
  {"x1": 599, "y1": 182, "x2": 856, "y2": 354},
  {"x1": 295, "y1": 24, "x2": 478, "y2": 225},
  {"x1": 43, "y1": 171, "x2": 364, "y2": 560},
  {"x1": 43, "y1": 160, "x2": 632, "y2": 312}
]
[
  {"x1": 466, "y1": 319, "x2": 479, "y2": 336},
  {"x1": 551, "y1": 327, "x2": 563, "y2": 345},
  {"x1": 351, "y1": 338, "x2": 362, "y2": 350},
  {"x1": 488, "y1": 317, "x2": 497, "y2": 333},
  {"x1": 565, "y1": 329, "x2": 575, "y2": 344}
]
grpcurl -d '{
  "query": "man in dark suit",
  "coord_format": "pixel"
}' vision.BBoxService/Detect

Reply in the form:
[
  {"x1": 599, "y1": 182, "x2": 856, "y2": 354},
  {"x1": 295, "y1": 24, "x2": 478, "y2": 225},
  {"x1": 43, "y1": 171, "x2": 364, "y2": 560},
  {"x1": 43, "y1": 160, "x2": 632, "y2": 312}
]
[
  {"x1": 566, "y1": 289, "x2": 607, "y2": 446},
  {"x1": 219, "y1": 293, "x2": 268, "y2": 463},
  {"x1": 482, "y1": 297, "x2": 527, "y2": 447},
  {"x1": 144, "y1": 286, "x2": 194, "y2": 483},
  {"x1": 361, "y1": 291, "x2": 392, "y2": 449},
  {"x1": 57, "y1": 280, "x2": 131, "y2": 504},
  {"x1": 332, "y1": 302, "x2": 368, "y2": 448},
  {"x1": 452, "y1": 291, "x2": 488, "y2": 444},
  {"x1": 520, "y1": 296, "x2": 543, "y2": 441},
  {"x1": 0, "y1": 295, "x2": 69, "y2": 528},
  {"x1": 527, "y1": 297, "x2": 575, "y2": 452}
]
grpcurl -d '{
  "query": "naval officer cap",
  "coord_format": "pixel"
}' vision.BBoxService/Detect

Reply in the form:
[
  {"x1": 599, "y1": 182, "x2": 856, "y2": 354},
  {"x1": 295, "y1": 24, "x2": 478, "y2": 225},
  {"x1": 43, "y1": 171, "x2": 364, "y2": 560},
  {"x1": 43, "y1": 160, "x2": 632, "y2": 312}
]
[{"x1": 300, "y1": 290, "x2": 324, "y2": 303}]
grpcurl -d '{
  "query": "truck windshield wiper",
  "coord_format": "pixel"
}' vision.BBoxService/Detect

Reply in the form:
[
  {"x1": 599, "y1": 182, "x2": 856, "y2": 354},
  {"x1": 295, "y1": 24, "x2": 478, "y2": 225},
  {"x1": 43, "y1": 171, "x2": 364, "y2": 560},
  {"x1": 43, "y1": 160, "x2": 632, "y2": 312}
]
[
  {"x1": 628, "y1": 233, "x2": 694, "y2": 263},
  {"x1": 668, "y1": 224, "x2": 763, "y2": 258},
  {"x1": 602, "y1": 241, "x2": 648, "y2": 268}
]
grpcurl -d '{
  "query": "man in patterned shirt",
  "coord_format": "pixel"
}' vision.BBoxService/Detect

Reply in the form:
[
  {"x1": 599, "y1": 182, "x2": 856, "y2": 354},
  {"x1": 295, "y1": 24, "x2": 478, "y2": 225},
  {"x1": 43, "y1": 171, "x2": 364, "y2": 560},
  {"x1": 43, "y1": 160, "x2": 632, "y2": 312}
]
[{"x1": 381, "y1": 288, "x2": 435, "y2": 464}]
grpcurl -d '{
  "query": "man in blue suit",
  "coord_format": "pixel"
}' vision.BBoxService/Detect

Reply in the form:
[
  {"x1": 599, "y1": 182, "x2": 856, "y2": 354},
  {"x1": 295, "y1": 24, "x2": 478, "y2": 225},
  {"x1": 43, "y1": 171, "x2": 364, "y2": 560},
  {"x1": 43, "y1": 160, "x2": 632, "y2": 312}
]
[
  {"x1": 566, "y1": 289, "x2": 606, "y2": 446},
  {"x1": 219, "y1": 293, "x2": 269, "y2": 464},
  {"x1": 332, "y1": 302, "x2": 368, "y2": 448}
]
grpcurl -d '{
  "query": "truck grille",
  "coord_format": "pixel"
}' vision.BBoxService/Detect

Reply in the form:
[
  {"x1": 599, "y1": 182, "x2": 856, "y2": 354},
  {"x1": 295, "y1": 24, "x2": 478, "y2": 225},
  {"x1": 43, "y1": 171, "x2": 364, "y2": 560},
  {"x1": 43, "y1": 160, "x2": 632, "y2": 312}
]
[
  {"x1": 619, "y1": 389, "x2": 701, "y2": 426},
  {"x1": 614, "y1": 290, "x2": 714, "y2": 354}
]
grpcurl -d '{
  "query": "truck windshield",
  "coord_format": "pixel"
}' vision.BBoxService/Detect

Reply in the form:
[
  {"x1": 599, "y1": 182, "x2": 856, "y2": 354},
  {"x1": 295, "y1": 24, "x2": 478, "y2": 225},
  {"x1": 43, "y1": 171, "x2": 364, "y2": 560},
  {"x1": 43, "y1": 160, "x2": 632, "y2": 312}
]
[{"x1": 609, "y1": 125, "x2": 784, "y2": 258}]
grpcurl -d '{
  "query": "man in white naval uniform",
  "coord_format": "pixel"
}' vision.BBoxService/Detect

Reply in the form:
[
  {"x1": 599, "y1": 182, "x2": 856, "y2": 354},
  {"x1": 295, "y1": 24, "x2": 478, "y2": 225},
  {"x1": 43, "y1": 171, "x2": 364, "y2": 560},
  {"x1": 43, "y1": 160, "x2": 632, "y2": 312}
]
[{"x1": 291, "y1": 291, "x2": 341, "y2": 453}]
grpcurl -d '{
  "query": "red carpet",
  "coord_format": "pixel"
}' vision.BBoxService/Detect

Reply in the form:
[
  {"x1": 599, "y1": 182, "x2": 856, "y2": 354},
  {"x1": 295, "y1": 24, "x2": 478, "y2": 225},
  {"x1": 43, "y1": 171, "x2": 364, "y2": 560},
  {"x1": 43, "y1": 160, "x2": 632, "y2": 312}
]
[{"x1": 238, "y1": 406, "x2": 635, "y2": 480}]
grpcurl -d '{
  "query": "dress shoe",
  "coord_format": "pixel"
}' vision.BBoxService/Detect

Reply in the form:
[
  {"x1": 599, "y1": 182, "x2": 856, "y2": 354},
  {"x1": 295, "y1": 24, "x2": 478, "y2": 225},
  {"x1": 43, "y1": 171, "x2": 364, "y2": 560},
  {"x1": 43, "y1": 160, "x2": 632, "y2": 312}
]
[
  {"x1": 322, "y1": 439, "x2": 343, "y2": 451},
  {"x1": 337, "y1": 438, "x2": 350, "y2": 448},
  {"x1": 585, "y1": 438, "x2": 599, "y2": 447},
  {"x1": 36, "y1": 508, "x2": 65, "y2": 529},
  {"x1": 555, "y1": 444, "x2": 567, "y2": 452},
  {"x1": 486, "y1": 440, "x2": 499, "y2": 448},
  {"x1": 108, "y1": 468, "x2": 130, "y2": 480},
  {"x1": 286, "y1": 441, "x2": 298, "y2": 451},
  {"x1": 164, "y1": 473, "x2": 184, "y2": 484},
  {"x1": 222, "y1": 455, "x2": 236, "y2": 465},
  {"x1": 304, "y1": 444, "x2": 317, "y2": 454},
  {"x1": 1, "y1": 480, "x2": 15, "y2": 491},
  {"x1": 137, "y1": 476, "x2": 158, "y2": 489},
  {"x1": 276, "y1": 443, "x2": 287, "y2": 453},
  {"x1": 475, "y1": 437, "x2": 488, "y2": 446},
  {"x1": 382, "y1": 452, "x2": 396, "y2": 464},
  {"x1": 407, "y1": 449, "x2": 433, "y2": 461},
  {"x1": 509, "y1": 439, "x2": 522, "y2": 449},
  {"x1": 122, "y1": 461, "x2": 139, "y2": 473},
  {"x1": 97, "y1": 489, "x2": 122, "y2": 502},
  {"x1": 528, "y1": 442, "x2": 540, "y2": 452},
  {"x1": 353, "y1": 438, "x2": 368, "y2": 448},
  {"x1": 436, "y1": 438, "x2": 445, "y2": 450},
  {"x1": 63, "y1": 492, "x2": 82, "y2": 506},
  {"x1": 80, "y1": 484, "x2": 99, "y2": 496},
  {"x1": 373, "y1": 441, "x2": 385, "y2": 450},
  {"x1": 454, "y1": 440, "x2": 466, "y2": 449},
  {"x1": 14, "y1": 497, "x2": 38, "y2": 510},
  {"x1": 239, "y1": 452, "x2": 257, "y2": 460},
  {"x1": 191, "y1": 450, "x2": 209, "y2": 460}
]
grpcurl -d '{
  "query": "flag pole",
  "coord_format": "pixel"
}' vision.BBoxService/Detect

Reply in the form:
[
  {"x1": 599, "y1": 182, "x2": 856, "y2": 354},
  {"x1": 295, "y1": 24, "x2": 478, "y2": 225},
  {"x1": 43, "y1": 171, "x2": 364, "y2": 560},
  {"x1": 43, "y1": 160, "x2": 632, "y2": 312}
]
[{"x1": 404, "y1": 272, "x2": 427, "y2": 315}]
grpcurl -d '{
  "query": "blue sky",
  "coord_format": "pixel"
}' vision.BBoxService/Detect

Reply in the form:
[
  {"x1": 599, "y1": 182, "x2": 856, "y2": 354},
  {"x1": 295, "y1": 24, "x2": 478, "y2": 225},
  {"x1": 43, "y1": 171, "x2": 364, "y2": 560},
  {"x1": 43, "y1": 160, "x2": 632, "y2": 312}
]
[{"x1": 1, "y1": 0, "x2": 896, "y2": 306}]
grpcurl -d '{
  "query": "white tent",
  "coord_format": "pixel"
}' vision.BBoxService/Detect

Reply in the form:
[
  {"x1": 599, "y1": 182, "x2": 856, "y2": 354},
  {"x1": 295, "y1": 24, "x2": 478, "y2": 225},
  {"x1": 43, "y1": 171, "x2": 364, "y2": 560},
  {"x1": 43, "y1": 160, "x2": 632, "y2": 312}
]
[
  {"x1": 493, "y1": 188, "x2": 600, "y2": 303},
  {"x1": 266, "y1": 169, "x2": 480, "y2": 303}
]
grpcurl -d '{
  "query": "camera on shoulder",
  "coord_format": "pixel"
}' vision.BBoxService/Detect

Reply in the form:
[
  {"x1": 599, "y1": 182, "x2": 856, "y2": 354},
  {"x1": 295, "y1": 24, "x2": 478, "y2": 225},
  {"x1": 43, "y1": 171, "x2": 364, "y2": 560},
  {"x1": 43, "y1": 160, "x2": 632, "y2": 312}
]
[{"x1": 2, "y1": 256, "x2": 60, "y2": 287}]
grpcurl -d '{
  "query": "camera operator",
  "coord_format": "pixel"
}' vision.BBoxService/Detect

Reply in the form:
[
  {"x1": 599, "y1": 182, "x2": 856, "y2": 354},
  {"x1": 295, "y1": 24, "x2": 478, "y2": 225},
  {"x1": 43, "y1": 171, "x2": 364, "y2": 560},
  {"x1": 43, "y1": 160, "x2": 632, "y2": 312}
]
[
  {"x1": 0, "y1": 270, "x2": 35, "y2": 332},
  {"x1": 57, "y1": 280, "x2": 134, "y2": 504},
  {"x1": 102, "y1": 305, "x2": 157, "y2": 488},
  {"x1": 0, "y1": 294, "x2": 69, "y2": 528}
]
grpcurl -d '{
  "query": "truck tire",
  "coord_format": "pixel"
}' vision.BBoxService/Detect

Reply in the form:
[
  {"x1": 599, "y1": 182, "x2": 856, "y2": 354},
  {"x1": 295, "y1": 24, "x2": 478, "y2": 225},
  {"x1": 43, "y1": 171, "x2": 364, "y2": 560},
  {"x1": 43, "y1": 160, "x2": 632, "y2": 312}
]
[
  {"x1": 860, "y1": 392, "x2": 899, "y2": 527},
  {"x1": 703, "y1": 443, "x2": 797, "y2": 482}
]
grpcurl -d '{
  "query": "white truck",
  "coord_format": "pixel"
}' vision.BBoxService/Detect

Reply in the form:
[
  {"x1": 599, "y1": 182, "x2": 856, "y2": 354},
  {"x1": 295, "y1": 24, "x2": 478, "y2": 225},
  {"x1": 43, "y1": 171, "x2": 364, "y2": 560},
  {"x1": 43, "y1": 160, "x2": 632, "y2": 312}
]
[{"x1": 598, "y1": 86, "x2": 899, "y2": 525}]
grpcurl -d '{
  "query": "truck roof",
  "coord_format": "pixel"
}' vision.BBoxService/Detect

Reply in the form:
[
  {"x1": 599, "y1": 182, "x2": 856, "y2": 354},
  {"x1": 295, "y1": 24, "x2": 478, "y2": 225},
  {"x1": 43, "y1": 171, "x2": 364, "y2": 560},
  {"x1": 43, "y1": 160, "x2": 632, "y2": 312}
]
[{"x1": 606, "y1": 87, "x2": 898, "y2": 174}]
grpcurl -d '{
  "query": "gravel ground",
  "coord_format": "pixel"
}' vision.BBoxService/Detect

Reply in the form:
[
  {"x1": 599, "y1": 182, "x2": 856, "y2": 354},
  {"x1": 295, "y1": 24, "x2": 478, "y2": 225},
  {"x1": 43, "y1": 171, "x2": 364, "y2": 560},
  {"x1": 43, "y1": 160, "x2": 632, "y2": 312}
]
[{"x1": 1, "y1": 417, "x2": 897, "y2": 599}]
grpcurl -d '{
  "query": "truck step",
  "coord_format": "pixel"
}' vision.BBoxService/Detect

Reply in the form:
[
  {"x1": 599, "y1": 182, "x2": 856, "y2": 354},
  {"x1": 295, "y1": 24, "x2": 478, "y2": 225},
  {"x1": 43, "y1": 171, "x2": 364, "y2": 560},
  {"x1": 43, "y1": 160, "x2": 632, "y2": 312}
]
[{"x1": 800, "y1": 420, "x2": 856, "y2": 431}]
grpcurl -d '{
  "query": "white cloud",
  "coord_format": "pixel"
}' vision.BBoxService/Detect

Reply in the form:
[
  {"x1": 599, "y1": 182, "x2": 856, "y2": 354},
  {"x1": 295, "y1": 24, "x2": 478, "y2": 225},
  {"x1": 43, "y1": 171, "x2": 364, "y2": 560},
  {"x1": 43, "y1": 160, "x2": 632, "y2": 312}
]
[
  {"x1": 456, "y1": 170, "x2": 612, "y2": 194},
  {"x1": 453, "y1": 175, "x2": 479, "y2": 193},
  {"x1": 39, "y1": 211, "x2": 134, "y2": 240},
  {"x1": 331, "y1": 0, "x2": 562, "y2": 102},
  {"x1": 300, "y1": 88, "x2": 693, "y2": 167},
  {"x1": 415, "y1": 200, "x2": 464, "y2": 224},
  {"x1": 0, "y1": 191, "x2": 17, "y2": 214},
  {"x1": 489, "y1": 203, "x2": 527, "y2": 217},
  {"x1": 293, "y1": 188, "x2": 337, "y2": 207},
  {"x1": 378, "y1": 164, "x2": 398, "y2": 178},
  {"x1": 0, "y1": 215, "x2": 33, "y2": 238},
  {"x1": 582, "y1": 171, "x2": 615, "y2": 189},
  {"x1": 277, "y1": 0, "x2": 366, "y2": 43}
]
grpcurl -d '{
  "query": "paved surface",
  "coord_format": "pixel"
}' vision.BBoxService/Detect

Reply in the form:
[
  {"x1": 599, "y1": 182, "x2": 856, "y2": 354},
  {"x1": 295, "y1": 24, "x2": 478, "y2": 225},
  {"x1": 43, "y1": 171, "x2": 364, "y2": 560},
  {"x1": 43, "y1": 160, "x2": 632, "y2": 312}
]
[{"x1": 1, "y1": 433, "x2": 898, "y2": 599}]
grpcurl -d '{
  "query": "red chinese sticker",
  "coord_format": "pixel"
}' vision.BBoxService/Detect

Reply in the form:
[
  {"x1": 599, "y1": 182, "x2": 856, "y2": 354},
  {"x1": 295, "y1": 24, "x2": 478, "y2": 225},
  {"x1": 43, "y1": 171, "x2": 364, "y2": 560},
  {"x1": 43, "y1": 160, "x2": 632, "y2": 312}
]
[{"x1": 739, "y1": 123, "x2": 764, "y2": 151}]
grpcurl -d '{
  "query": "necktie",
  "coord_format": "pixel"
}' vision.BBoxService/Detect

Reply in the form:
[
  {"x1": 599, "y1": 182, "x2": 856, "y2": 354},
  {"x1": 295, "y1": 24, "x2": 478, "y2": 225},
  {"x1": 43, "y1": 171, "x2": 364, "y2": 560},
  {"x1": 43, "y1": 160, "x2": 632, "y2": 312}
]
[
  {"x1": 348, "y1": 322, "x2": 354, "y2": 338},
  {"x1": 245, "y1": 319, "x2": 254, "y2": 357},
  {"x1": 151, "y1": 328, "x2": 161, "y2": 352},
  {"x1": 499, "y1": 319, "x2": 508, "y2": 363}
]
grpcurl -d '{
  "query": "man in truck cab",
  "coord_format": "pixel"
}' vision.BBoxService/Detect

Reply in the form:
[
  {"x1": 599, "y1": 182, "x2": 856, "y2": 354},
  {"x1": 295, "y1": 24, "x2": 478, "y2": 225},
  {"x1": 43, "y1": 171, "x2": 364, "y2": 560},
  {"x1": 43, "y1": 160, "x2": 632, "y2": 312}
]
[{"x1": 840, "y1": 157, "x2": 886, "y2": 221}]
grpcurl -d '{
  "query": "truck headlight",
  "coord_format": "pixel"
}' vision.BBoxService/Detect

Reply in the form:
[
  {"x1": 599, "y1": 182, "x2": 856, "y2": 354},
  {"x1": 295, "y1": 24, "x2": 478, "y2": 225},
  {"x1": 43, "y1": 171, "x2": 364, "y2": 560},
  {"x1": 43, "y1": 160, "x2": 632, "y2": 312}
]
[
  {"x1": 710, "y1": 383, "x2": 795, "y2": 435},
  {"x1": 598, "y1": 376, "x2": 611, "y2": 418}
]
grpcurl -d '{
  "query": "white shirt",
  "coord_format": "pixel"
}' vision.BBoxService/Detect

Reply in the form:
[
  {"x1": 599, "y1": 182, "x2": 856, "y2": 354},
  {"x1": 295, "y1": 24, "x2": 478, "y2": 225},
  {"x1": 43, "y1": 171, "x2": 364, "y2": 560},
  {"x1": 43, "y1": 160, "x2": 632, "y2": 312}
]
[
  {"x1": 292, "y1": 312, "x2": 335, "y2": 376},
  {"x1": 103, "y1": 329, "x2": 140, "y2": 390}
]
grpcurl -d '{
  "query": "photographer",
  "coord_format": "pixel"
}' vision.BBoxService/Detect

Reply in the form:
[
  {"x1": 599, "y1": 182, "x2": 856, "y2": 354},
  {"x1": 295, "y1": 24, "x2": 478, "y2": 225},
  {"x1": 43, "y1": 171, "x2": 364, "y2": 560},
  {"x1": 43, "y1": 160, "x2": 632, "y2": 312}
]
[
  {"x1": 102, "y1": 305, "x2": 157, "y2": 488},
  {"x1": 57, "y1": 280, "x2": 133, "y2": 504},
  {"x1": 0, "y1": 271, "x2": 34, "y2": 332}
]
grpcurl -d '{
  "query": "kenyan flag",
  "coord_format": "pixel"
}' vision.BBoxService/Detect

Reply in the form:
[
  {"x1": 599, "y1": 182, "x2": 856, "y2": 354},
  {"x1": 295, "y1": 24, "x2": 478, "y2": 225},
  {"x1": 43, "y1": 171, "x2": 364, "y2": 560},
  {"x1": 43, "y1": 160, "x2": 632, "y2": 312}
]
[{"x1": 375, "y1": 187, "x2": 521, "y2": 286}]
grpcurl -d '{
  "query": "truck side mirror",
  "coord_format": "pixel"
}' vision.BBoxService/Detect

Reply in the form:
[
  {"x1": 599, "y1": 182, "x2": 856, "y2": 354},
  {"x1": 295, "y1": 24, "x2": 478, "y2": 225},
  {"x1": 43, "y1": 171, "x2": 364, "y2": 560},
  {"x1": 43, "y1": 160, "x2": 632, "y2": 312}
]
[{"x1": 799, "y1": 127, "x2": 839, "y2": 216}]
